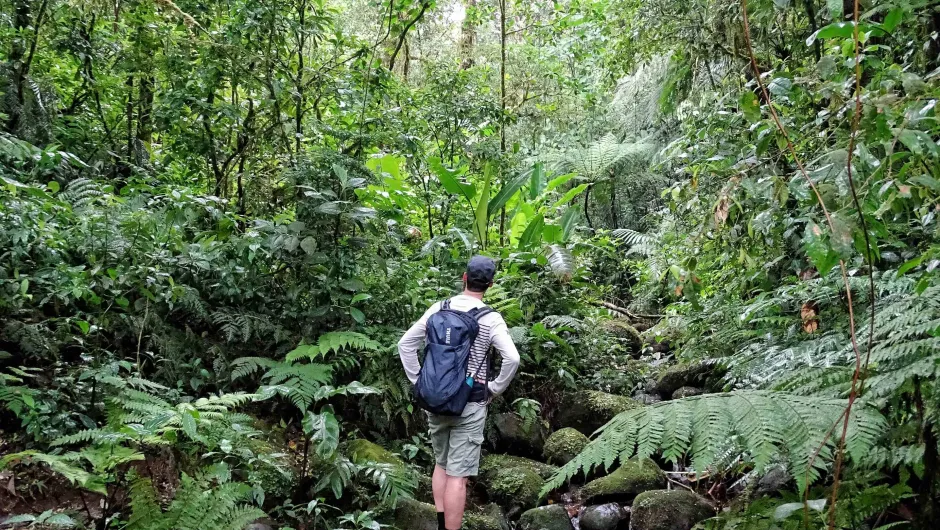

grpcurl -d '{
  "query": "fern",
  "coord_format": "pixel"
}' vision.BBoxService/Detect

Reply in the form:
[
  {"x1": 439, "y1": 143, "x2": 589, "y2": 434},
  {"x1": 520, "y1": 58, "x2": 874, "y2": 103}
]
[
  {"x1": 126, "y1": 473, "x2": 266, "y2": 530},
  {"x1": 542, "y1": 391, "x2": 887, "y2": 496},
  {"x1": 0, "y1": 451, "x2": 106, "y2": 494},
  {"x1": 51, "y1": 387, "x2": 259, "y2": 448},
  {"x1": 61, "y1": 177, "x2": 104, "y2": 209},
  {"x1": 541, "y1": 314, "x2": 584, "y2": 330},
  {"x1": 284, "y1": 331, "x2": 381, "y2": 363}
]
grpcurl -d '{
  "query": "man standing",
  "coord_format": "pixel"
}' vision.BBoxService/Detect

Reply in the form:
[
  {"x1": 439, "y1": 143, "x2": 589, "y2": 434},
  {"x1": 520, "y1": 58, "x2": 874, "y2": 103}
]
[{"x1": 398, "y1": 255, "x2": 520, "y2": 530}]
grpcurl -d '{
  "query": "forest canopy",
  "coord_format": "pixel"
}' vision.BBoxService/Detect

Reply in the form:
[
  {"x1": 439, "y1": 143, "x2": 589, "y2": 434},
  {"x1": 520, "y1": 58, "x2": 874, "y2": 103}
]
[{"x1": 1, "y1": 0, "x2": 939, "y2": 528}]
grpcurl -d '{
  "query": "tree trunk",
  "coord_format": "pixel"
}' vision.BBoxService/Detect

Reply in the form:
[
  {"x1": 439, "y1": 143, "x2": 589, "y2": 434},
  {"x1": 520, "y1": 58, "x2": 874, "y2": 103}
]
[
  {"x1": 803, "y1": 0, "x2": 821, "y2": 62},
  {"x1": 584, "y1": 184, "x2": 594, "y2": 229},
  {"x1": 5, "y1": 0, "x2": 49, "y2": 134},
  {"x1": 459, "y1": 0, "x2": 478, "y2": 69},
  {"x1": 609, "y1": 169, "x2": 619, "y2": 228},
  {"x1": 498, "y1": 0, "x2": 507, "y2": 245},
  {"x1": 295, "y1": 0, "x2": 307, "y2": 155}
]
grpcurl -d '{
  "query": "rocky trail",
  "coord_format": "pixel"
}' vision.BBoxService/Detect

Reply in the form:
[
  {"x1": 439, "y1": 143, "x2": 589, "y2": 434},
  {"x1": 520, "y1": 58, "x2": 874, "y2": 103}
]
[{"x1": 394, "y1": 361, "x2": 731, "y2": 530}]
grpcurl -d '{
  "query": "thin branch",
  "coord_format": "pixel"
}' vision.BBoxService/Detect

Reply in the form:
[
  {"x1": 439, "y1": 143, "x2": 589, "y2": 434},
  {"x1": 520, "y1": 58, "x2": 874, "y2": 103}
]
[
  {"x1": 388, "y1": 1, "x2": 431, "y2": 71},
  {"x1": 594, "y1": 300, "x2": 663, "y2": 320}
]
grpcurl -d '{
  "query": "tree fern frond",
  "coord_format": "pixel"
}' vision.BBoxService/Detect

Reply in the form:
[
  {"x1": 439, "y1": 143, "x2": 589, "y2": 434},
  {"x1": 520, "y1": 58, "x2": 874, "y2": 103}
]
[
  {"x1": 541, "y1": 315, "x2": 583, "y2": 330},
  {"x1": 230, "y1": 357, "x2": 279, "y2": 381},
  {"x1": 545, "y1": 244, "x2": 575, "y2": 281},
  {"x1": 541, "y1": 391, "x2": 886, "y2": 496}
]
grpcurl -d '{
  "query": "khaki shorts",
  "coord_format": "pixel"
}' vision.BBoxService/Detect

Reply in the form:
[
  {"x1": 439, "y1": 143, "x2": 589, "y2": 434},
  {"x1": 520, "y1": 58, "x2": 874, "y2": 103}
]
[{"x1": 427, "y1": 402, "x2": 487, "y2": 477}]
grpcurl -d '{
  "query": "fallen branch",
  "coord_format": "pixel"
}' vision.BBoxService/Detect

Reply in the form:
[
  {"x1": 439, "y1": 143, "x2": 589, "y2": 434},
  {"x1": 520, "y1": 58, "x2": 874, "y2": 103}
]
[{"x1": 594, "y1": 301, "x2": 663, "y2": 320}]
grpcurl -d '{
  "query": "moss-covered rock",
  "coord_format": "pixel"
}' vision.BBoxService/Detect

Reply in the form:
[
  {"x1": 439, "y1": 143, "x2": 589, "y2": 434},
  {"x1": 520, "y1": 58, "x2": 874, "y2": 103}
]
[
  {"x1": 543, "y1": 428, "x2": 589, "y2": 465},
  {"x1": 392, "y1": 498, "x2": 438, "y2": 530},
  {"x1": 346, "y1": 439, "x2": 405, "y2": 467},
  {"x1": 518, "y1": 504, "x2": 574, "y2": 530},
  {"x1": 480, "y1": 454, "x2": 558, "y2": 480},
  {"x1": 602, "y1": 320, "x2": 643, "y2": 352},
  {"x1": 464, "y1": 503, "x2": 510, "y2": 530},
  {"x1": 671, "y1": 386, "x2": 702, "y2": 399},
  {"x1": 391, "y1": 499, "x2": 509, "y2": 530},
  {"x1": 580, "y1": 457, "x2": 666, "y2": 503},
  {"x1": 554, "y1": 391, "x2": 642, "y2": 435},
  {"x1": 654, "y1": 363, "x2": 725, "y2": 396},
  {"x1": 630, "y1": 490, "x2": 714, "y2": 530},
  {"x1": 491, "y1": 412, "x2": 549, "y2": 457},
  {"x1": 479, "y1": 454, "x2": 554, "y2": 510},
  {"x1": 485, "y1": 463, "x2": 544, "y2": 510}
]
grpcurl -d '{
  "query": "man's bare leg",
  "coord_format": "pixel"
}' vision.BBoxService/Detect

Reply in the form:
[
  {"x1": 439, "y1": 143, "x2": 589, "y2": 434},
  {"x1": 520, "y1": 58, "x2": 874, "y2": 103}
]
[
  {"x1": 444, "y1": 474, "x2": 468, "y2": 530},
  {"x1": 432, "y1": 465, "x2": 448, "y2": 511}
]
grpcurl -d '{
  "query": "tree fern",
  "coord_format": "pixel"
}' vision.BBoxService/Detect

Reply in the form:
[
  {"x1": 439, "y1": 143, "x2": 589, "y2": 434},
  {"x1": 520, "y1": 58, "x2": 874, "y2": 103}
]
[{"x1": 542, "y1": 391, "x2": 887, "y2": 496}]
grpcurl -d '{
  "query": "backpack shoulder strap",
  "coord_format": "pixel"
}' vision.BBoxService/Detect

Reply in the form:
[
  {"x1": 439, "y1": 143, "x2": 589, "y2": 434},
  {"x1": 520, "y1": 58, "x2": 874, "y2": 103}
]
[
  {"x1": 441, "y1": 299, "x2": 451, "y2": 310},
  {"x1": 469, "y1": 305, "x2": 493, "y2": 321}
]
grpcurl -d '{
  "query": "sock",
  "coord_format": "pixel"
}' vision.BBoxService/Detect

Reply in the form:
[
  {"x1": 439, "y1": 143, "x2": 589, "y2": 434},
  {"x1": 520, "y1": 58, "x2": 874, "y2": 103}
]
[{"x1": 437, "y1": 512, "x2": 445, "y2": 530}]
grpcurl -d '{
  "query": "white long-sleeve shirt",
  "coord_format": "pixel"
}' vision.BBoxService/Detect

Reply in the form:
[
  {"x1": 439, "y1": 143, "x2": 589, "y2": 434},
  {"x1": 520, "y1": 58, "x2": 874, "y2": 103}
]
[{"x1": 398, "y1": 294, "x2": 520, "y2": 397}]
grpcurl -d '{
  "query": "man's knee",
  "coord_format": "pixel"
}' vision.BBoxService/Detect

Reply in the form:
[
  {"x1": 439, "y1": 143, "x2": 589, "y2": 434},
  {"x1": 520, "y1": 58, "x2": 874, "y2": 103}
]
[{"x1": 445, "y1": 474, "x2": 468, "y2": 487}]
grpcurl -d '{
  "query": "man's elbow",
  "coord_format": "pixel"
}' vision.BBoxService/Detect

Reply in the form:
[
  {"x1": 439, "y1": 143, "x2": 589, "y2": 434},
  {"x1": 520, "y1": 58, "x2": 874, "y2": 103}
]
[{"x1": 506, "y1": 349, "x2": 521, "y2": 367}]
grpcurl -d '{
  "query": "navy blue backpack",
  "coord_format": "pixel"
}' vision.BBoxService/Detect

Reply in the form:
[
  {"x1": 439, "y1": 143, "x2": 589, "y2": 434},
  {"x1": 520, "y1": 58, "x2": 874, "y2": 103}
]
[{"x1": 414, "y1": 300, "x2": 492, "y2": 416}]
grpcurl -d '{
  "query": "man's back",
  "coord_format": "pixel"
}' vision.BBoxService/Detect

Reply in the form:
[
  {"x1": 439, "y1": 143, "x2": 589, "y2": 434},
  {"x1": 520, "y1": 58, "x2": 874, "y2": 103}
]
[{"x1": 398, "y1": 294, "x2": 518, "y2": 399}]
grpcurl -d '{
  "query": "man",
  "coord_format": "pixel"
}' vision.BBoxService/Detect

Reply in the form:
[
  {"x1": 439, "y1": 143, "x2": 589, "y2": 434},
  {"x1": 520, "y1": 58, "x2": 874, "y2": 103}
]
[{"x1": 398, "y1": 255, "x2": 520, "y2": 530}]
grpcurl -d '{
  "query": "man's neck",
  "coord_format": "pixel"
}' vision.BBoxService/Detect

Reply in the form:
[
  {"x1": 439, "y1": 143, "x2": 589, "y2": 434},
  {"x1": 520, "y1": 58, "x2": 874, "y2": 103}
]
[{"x1": 461, "y1": 289, "x2": 485, "y2": 301}]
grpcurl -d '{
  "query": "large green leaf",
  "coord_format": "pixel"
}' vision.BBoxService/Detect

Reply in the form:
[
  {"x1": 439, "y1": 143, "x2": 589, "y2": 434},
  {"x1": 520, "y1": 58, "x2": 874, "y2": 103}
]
[
  {"x1": 803, "y1": 222, "x2": 840, "y2": 276},
  {"x1": 475, "y1": 163, "x2": 493, "y2": 247},
  {"x1": 304, "y1": 410, "x2": 340, "y2": 459},
  {"x1": 561, "y1": 206, "x2": 580, "y2": 242},
  {"x1": 428, "y1": 157, "x2": 476, "y2": 200},
  {"x1": 529, "y1": 162, "x2": 546, "y2": 200},
  {"x1": 489, "y1": 164, "x2": 536, "y2": 215},
  {"x1": 518, "y1": 214, "x2": 545, "y2": 250},
  {"x1": 552, "y1": 183, "x2": 590, "y2": 209},
  {"x1": 544, "y1": 172, "x2": 577, "y2": 195}
]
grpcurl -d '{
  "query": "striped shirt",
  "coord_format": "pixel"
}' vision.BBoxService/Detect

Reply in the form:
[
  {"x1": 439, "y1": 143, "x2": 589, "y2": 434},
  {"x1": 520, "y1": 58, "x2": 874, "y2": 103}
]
[{"x1": 398, "y1": 294, "x2": 520, "y2": 399}]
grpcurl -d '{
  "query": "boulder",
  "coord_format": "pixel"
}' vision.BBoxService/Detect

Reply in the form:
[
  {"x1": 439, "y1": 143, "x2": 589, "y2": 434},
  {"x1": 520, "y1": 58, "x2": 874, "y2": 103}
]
[
  {"x1": 579, "y1": 503, "x2": 627, "y2": 530},
  {"x1": 633, "y1": 392, "x2": 662, "y2": 405},
  {"x1": 602, "y1": 320, "x2": 643, "y2": 352},
  {"x1": 393, "y1": 499, "x2": 510, "y2": 530},
  {"x1": 629, "y1": 490, "x2": 714, "y2": 530},
  {"x1": 518, "y1": 505, "x2": 574, "y2": 530},
  {"x1": 670, "y1": 387, "x2": 702, "y2": 399},
  {"x1": 654, "y1": 363, "x2": 724, "y2": 396},
  {"x1": 756, "y1": 465, "x2": 792, "y2": 495},
  {"x1": 465, "y1": 503, "x2": 511, "y2": 530},
  {"x1": 491, "y1": 412, "x2": 549, "y2": 457},
  {"x1": 581, "y1": 458, "x2": 666, "y2": 503},
  {"x1": 346, "y1": 439, "x2": 406, "y2": 467},
  {"x1": 554, "y1": 391, "x2": 642, "y2": 435},
  {"x1": 481, "y1": 462, "x2": 544, "y2": 510},
  {"x1": 480, "y1": 454, "x2": 558, "y2": 480},
  {"x1": 392, "y1": 498, "x2": 438, "y2": 530},
  {"x1": 244, "y1": 524, "x2": 273, "y2": 530},
  {"x1": 543, "y1": 428, "x2": 589, "y2": 465}
]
